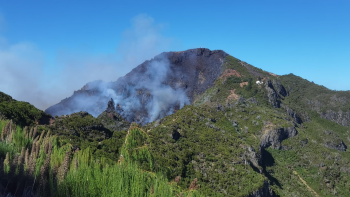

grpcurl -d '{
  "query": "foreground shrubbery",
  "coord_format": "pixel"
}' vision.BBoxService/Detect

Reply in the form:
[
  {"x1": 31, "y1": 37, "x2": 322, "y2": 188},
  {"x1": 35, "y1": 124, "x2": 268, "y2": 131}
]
[{"x1": 0, "y1": 120, "x2": 201, "y2": 197}]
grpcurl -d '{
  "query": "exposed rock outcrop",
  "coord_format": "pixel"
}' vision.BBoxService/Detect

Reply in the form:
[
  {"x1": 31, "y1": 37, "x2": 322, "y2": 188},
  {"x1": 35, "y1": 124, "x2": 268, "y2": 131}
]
[
  {"x1": 247, "y1": 97, "x2": 259, "y2": 105},
  {"x1": 322, "y1": 130, "x2": 347, "y2": 151},
  {"x1": 324, "y1": 141, "x2": 347, "y2": 152},
  {"x1": 248, "y1": 181, "x2": 274, "y2": 197},
  {"x1": 300, "y1": 139, "x2": 308, "y2": 147},
  {"x1": 241, "y1": 145, "x2": 262, "y2": 172},
  {"x1": 299, "y1": 111, "x2": 311, "y2": 123},
  {"x1": 273, "y1": 79, "x2": 288, "y2": 97},
  {"x1": 260, "y1": 127, "x2": 298, "y2": 149},
  {"x1": 282, "y1": 105, "x2": 302, "y2": 124},
  {"x1": 106, "y1": 98, "x2": 115, "y2": 113},
  {"x1": 306, "y1": 97, "x2": 350, "y2": 126},
  {"x1": 265, "y1": 80, "x2": 280, "y2": 108},
  {"x1": 97, "y1": 99, "x2": 130, "y2": 132},
  {"x1": 320, "y1": 110, "x2": 350, "y2": 127}
]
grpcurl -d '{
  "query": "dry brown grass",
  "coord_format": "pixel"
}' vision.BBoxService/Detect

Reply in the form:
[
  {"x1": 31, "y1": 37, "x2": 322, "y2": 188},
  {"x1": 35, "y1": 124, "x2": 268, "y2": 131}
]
[
  {"x1": 220, "y1": 69, "x2": 241, "y2": 81},
  {"x1": 189, "y1": 178, "x2": 200, "y2": 190},
  {"x1": 226, "y1": 89, "x2": 239, "y2": 103},
  {"x1": 239, "y1": 82, "x2": 248, "y2": 87}
]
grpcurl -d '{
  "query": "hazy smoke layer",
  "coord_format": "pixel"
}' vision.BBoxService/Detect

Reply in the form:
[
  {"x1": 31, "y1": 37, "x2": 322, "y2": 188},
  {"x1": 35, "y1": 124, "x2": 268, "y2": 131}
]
[
  {"x1": 0, "y1": 14, "x2": 173, "y2": 110},
  {"x1": 0, "y1": 41, "x2": 50, "y2": 107}
]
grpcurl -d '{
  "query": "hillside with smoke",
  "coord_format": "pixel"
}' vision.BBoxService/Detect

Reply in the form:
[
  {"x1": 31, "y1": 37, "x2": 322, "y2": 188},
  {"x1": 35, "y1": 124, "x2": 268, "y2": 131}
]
[
  {"x1": 0, "y1": 14, "x2": 171, "y2": 110},
  {"x1": 112, "y1": 56, "x2": 190, "y2": 123},
  {"x1": 46, "y1": 48, "x2": 228, "y2": 124}
]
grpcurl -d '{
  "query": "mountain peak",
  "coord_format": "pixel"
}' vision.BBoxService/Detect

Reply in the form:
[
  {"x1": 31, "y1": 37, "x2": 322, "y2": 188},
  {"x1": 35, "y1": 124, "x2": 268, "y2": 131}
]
[{"x1": 45, "y1": 48, "x2": 228, "y2": 124}]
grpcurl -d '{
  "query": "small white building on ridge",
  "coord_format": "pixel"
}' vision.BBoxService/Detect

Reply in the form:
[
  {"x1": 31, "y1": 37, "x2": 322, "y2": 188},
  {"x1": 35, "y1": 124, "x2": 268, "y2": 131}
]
[{"x1": 256, "y1": 81, "x2": 263, "y2": 85}]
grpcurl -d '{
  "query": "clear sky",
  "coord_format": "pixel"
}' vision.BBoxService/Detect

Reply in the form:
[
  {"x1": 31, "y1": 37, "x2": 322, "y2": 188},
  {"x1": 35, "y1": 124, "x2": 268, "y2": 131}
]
[{"x1": 0, "y1": 0, "x2": 349, "y2": 110}]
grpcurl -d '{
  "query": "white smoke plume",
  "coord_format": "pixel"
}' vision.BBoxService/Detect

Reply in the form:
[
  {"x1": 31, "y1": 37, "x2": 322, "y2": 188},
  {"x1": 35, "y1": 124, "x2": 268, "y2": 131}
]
[
  {"x1": 106, "y1": 57, "x2": 190, "y2": 123},
  {"x1": 0, "y1": 14, "x2": 174, "y2": 111}
]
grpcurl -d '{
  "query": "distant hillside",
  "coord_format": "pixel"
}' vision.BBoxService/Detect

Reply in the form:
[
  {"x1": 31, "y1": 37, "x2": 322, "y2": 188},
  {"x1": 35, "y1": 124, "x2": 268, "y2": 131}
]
[
  {"x1": 280, "y1": 74, "x2": 350, "y2": 126},
  {"x1": 0, "y1": 91, "x2": 52, "y2": 126}
]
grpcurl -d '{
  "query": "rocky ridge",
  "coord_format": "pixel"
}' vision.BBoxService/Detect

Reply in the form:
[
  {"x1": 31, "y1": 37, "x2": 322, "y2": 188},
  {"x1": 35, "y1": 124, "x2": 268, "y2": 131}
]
[{"x1": 97, "y1": 98, "x2": 130, "y2": 132}]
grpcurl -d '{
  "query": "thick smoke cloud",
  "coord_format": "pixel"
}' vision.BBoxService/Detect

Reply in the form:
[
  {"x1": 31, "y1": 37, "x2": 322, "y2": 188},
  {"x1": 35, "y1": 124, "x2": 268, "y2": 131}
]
[
  {"x1": 0, "y1": 14, "x2": 173, "y2": 111},
  {"x1": 108, "y1": 57, "x2": 190, "y2": 123}
]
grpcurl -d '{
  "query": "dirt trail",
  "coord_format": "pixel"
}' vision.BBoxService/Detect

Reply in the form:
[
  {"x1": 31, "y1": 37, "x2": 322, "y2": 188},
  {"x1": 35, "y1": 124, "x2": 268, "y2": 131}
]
[{"x1": 293, "y1": 171, "x2": 320, "y2": 197}]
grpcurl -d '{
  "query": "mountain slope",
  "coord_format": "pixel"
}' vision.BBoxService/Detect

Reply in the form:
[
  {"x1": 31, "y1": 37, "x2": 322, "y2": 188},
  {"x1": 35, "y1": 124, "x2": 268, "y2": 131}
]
[
  {"x1": 280, "y1": 74, "x2": 350, "y2": 126},
  {"x1": 1, "y1": 48, "x2": 350, "y2": 197},
  {"x1": 46, "y1": 48, "x2": 228, "y2": 125}
]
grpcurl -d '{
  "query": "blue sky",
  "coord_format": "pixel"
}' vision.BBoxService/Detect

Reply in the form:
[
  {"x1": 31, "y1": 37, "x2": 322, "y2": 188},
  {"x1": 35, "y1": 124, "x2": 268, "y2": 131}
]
[{"x1": 0, "y1": 0, "x2": 349, "y2": 109}]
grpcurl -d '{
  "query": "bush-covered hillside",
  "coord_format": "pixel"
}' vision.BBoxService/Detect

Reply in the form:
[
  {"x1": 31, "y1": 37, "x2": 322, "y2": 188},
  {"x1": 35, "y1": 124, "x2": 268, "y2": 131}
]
[
  {"x1": 0, "y1": 91, "x2": 51, "y2": 126},
  {"x1": 1, "y1": 54, "x2": 350, "y2": 197},
  {"x1": 0, "y1": 119, "x2": 202, "y2": 196},
  {"x1": 0, "y1": 91, "x2": 202, "y2": 197}
]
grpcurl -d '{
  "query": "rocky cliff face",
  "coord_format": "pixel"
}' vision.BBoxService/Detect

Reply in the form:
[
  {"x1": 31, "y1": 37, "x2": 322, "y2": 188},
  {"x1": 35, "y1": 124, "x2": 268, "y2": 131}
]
[
  {"x1": 46, "y1": 48, "x2": 228, "y2": 125},
  {"x1": 248, "y1": 181, "x2": 274, "y2": 197},
  {"x1": 320, "y1": 110, "x2": 350, "y2": 127},
  {"x1": 260, "y1": 127, "x2": 298, "y2": 149},
  {"x1": 306, "y1": 98, "x2": 350, "y2": 127},
  {"x1": 265, "y1": 80, "x2": 281, "y2": 108},
  {"x1": 282, "y1": 105, "x2": 303, "y2": 125},
  {"x1": 263, "y1": 78, "x2": 305, "y2": 125}
]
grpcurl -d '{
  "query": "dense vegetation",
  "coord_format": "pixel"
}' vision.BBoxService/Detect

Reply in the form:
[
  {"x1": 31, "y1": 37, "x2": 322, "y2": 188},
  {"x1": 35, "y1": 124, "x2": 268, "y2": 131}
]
[
  {"x1": 145, "y1": 105, "x2": 267, "y2": 196},
  {"x1": 0, "y1": 118, "x2": 201, "y2": 196},
  {"x1": 280, "y1": 74, "x2": 350, "y2": 123},
  {"x1": 0, "y1": 91, "x2": 49, "y2": 126}
]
